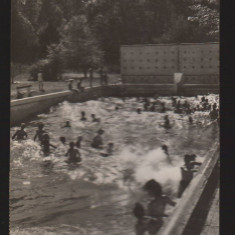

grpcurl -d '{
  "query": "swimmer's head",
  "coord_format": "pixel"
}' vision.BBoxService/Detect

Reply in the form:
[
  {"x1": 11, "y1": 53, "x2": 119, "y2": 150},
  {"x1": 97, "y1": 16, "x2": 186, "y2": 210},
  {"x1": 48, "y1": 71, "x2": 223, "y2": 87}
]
[
  {"x1": 164, "y1": 115, "x2": 169, "y2": 120},
  {"x1": 184, "y1": 154, "x2": 191, "y2": 163},
  {"x1": 91, "y1": 114, "x2": 95, "y2": 118},
  {"x1": 81, "y1": 111, "x2": 85, "y2": 116},
  {"x1": 59, "y1": 136, "x2": 66, "y2": 143},
  {"x1": 161, "y1": 102, "x2": 165, "y2": 106},
  {"x1": 77, "y1": 136, "x2": 83, "y2": 141},
  {"x1": 108, "y1": 142, "x2": 114, "y2": 147},
  {"x1": 43, "y1": 133, "x2": 49, "y2": 140},
  {"x1": 137, "y1": 108, "x2": 141, "y2": 114},
  {"x1": 143, "y1": 179, "x2": 162, "y2": 198},
  {"x1": 115, "y1": 106, "x2": 119, "y2": 110},
  {"x1": 20, "y1": 123, "x2": 26, "y2": 129},
  {"x1": 69, "y1": 142, "x2": 75, "y2": 148},
  {"x1": 189, "y1": 116, "x2": 193, "y2": 122},
  {"x1": 97, "y1": 129, "x2": 104, "y2": 135},
  {"x1": 161, "y1": 144, "x2": 168, "y2": 153},
  {"x1": 38, "y1": 123, "x2": 44, "y2": 129},
  {"x1": 190, "y1": 154, "x2": 197, "y2": 161}
]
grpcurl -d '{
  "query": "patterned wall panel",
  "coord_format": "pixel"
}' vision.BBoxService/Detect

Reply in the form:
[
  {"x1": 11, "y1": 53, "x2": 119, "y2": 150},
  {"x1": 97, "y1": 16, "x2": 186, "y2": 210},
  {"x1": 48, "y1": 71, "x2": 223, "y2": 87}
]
[
  {"x1": 121, "y1": 43, "x2": 219, "y2": 84},
  {"x1": 179, "y1": 44, "x2": 219, "y2": 75},
  {"x1": 121, "y1": 44, "x2": 178, "y2": 76}
]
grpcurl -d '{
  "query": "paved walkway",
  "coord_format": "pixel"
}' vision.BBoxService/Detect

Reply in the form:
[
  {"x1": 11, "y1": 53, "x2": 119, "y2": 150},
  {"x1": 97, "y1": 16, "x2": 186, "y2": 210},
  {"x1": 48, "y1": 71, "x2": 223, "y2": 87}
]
[{"x1": 201, "y1": 187, "x2": 219, "y2": 235}]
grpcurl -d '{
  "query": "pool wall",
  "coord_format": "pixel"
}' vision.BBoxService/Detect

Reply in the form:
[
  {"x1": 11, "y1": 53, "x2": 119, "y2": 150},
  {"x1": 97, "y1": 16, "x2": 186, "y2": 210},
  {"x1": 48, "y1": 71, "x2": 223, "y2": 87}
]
[{"x1": 11, "y1": 83, "x2": 219, "y2": 126}]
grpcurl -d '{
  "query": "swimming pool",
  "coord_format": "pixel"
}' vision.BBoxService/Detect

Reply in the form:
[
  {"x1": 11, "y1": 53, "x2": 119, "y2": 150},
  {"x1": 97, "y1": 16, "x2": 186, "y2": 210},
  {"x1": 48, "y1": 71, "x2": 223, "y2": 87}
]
[{"x1": 10, "y1": 95, "x2": 219, "y2": 235}]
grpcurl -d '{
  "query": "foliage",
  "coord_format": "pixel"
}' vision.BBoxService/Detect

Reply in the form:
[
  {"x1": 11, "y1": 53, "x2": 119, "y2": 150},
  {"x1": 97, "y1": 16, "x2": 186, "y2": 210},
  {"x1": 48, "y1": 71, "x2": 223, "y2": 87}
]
[{"x1": 12, "y1": 0, "x2": 220, "y2": 69}]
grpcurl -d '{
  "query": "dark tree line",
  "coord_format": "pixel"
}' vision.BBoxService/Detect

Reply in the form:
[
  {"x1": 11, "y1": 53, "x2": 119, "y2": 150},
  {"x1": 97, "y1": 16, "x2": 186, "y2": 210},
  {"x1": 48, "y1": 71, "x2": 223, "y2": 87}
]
[{"x1": 11, "y1": 0, "x2": 219, "y2": 80}]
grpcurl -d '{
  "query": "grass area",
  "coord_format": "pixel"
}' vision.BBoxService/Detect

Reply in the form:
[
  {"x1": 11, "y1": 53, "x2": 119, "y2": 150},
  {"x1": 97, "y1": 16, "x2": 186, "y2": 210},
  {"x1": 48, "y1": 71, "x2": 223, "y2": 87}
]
[{"x1": 11, "y1": 72, "x2": 121, "y2": 100}]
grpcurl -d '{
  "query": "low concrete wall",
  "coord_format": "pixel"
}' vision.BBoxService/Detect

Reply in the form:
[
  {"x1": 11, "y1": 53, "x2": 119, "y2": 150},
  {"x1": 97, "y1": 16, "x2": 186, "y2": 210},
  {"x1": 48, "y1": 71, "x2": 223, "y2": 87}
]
[
  {"x1": 11, "y1": 91, "x2": 72, "y2": 126},
  {"x1": 158, "y1": 143, "x2": 219, "y2": 235},
  {"x1": 11, "y1": 83, "x2": 218, "y2": 126}
]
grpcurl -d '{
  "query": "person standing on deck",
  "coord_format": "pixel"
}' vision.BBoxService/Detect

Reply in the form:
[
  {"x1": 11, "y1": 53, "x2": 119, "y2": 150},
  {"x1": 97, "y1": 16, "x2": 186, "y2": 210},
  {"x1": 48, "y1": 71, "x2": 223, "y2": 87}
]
[
  {"x1": 88, "y1": 67, "x2": 93, "y2": 87},
  {"x1": 99, "y1": 66, "x2": 104, "y2": 86},
  {"x1": 38, "y1": 70, "x2": 44, "y2": 92}
]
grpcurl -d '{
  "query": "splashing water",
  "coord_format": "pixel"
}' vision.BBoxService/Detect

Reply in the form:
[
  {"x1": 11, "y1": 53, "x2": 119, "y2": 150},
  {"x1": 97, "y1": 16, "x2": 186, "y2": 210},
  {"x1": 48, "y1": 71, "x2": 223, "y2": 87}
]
[{"x1": 10, "y1": 95, "x2": 219, "y2": 234}]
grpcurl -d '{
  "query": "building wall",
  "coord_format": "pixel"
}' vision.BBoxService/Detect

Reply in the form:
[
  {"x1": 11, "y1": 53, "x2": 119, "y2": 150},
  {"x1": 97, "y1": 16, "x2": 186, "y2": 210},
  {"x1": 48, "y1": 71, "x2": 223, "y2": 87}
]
[{"x1": 121, "y1": 43, "x2": 219, "y2": 84}]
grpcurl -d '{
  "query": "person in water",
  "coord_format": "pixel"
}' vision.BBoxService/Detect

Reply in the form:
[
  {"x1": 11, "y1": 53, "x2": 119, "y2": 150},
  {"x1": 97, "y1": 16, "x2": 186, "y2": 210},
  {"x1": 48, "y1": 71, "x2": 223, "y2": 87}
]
[
  {"x1": 34, "y1": 123, "x2": 46, "y2": 143},
  {"x1": 137, "y1": 108, "x2": 142, "y2": 114},
  {"x1": 59, "y1": 136, "x2": 66, "y2": 145},
  {"x1": 66, "y1": 142, "x2": 82, "y2": 163},
  {"x1": 41, "y1": 133, "x2": 57, "y2": 156},
  {"x1": 76, "y1": 136, "x2": 83, "y2": 148},
  {"x1": 100, "y1": 142, "x2": 114, "y2": 157},
  {"x1": 115, "y1": 106, "x2": 119, "y2": 111},
  {"x1": 63, "y1": 120, "x2": 71, "y2": 128},
  {"x1": 210, "y1": 106, "x2": 219, "y2": 121},
  {"x1": 150, "y1": 103, "x2": 156, "y2": 112},
  {"x1": 188, "y1": 116, "x2": 193, "y2": 125},
  {"x1": 161, "y1": 115, "x2": 171, "y2": 129},
  {"x1": 91, "y1": 114, "x2": 100, "y2": 122},
  {"x1": 160, "y1": 102, "x2": 166, "y2": 113},
  {"x1": 161, "y1": 145, "x2": 172, "y2": 164},
  {"x1": 91, "y1": 129, "x2": 104, "y2": 149},
  {"x1": 12, "y1": 123, "x2": 28, "y2": 141},
  {"x1": 178, "y1": 154, "x2": 201, "y2": 198},
  {"x1": 80, "y1": 111, "x2": 87, "y2": 121},
  {"x1": 133, "y1": 179, "x2": 176, "y2": 235}
]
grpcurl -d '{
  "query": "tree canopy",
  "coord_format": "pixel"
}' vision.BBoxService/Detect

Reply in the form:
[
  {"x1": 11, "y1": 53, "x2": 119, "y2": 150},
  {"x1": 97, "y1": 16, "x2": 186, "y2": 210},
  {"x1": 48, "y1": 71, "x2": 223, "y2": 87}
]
[{"x1": 11, "y1": 0, "x2": 219, "y2": 71}]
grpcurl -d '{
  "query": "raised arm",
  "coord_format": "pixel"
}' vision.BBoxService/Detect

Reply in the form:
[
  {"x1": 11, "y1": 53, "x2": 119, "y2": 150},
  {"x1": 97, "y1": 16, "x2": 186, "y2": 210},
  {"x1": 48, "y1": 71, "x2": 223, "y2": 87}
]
[
  {"x1": 34, "y1": 131, "x2": 38, "y2": 141},
  {"x1": 12, "y1": 131, "x2": 18, "y2": 140}
]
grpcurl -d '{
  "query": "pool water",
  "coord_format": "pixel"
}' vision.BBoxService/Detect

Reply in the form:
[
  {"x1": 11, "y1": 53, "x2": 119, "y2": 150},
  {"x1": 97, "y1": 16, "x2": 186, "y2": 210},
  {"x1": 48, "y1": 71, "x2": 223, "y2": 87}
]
[{"x1": 10, "y1": 95, "x2": 219, "y2": 235}]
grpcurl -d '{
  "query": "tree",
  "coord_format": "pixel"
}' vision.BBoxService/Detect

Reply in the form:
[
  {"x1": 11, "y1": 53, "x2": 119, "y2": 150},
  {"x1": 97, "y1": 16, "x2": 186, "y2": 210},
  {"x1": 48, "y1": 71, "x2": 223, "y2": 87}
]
[
  {"x1": 59, "y1": 15, "x2": 104, "y2": 74},
  {"x1": 11, "y1": 0, "x2": 39, "y2": 63}
]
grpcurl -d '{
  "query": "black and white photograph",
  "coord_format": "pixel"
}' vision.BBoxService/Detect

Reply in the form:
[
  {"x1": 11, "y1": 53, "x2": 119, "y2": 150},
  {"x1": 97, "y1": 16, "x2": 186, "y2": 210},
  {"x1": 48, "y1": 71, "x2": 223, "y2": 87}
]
[{"x1": 10, "y1": 0, "x2": 219, "y2": 234}]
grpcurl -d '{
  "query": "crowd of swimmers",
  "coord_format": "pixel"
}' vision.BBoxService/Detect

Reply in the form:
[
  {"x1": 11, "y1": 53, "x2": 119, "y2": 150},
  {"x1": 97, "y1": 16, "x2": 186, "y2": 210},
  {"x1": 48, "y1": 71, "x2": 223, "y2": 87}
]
[
  {"x1": 12, "y1": 95, "x2": 219, "y2": 235},
  {"x1": 12, "y1": 110, "x2": 114, "y2": 163}
]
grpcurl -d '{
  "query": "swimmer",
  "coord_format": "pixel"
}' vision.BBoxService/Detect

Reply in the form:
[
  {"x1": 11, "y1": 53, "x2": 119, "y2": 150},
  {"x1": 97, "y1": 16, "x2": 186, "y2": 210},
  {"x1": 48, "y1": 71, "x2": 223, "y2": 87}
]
[
  {"x1": 150, "y1": 103, "x2": 156, "y2": 112},
  {"x1": 59, "y1": 136, "x2": 66, "y2": 145},
  {"x1": 41, "y1": 133, "x2": 56, "y2": 156},
  {"x1": 63, "y1": 121, "x2": 71, "y2": 128},
  {"x1": 161, "y1": 145, "x2": 172, "y2": 164},
  {"x1": 189, "y1": 154, "x2": 202, "y2": 169},
  {"x1": 34, "y1": 123, "x2": 46, "y2": 143},
  {"x1": 210, "y1": 106, "x2": 219, "y2": 121},
  {"x1": 143, "y1": 102, "x2": 149, "y2": 111},
  {"x1": 115, "y1": 106, "x2": 119, "y2": 111},
  {"x1": 171, "y1": 97, "x2": 177, "y2": 107},
  {"x1": 188, "y1": 116, "x2": 193, "y2": 125},
  {"x1": 160, "y1": 115, "x2": 171, "y2": 129},
  {"x1": 75, "y1": 136, "x2": 83, "y2": 148},
  {"x1": 178, "y1": 154, "x2": 200, "y2": 198},
  {"x1": 213, "y1": 102, "x2": 217, "y2": 110},
  {"x1": 12, "y1": 123, "x2": 28, "y2": 141},
  {"x1": 100, "y1": 142, "x2": 114, "y2": 157},
  {"x1": 91, "y1": 129, "x2": 104, "y2": 149},
  {"x1": 201, "y1": 96, "x2": 205, "y2": 103},
  {"x1": 66, "y1": 142, "x2": 82, "y2": 163},
  {"x1": 91, "y1": 114, "x2": 100, "y2": 122},
  {"x1": 136, "y1": 108, "x2": 142, "y2": 114},
  {"x1": 80, "y1": 111, "x2": 87, "y2": 121},
  {"x1": 160, "y1": 102, "x2": 166, "y2": 113},
  {"x1": 133, "y1": 180, "x2": 176, "y2": 235}
]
